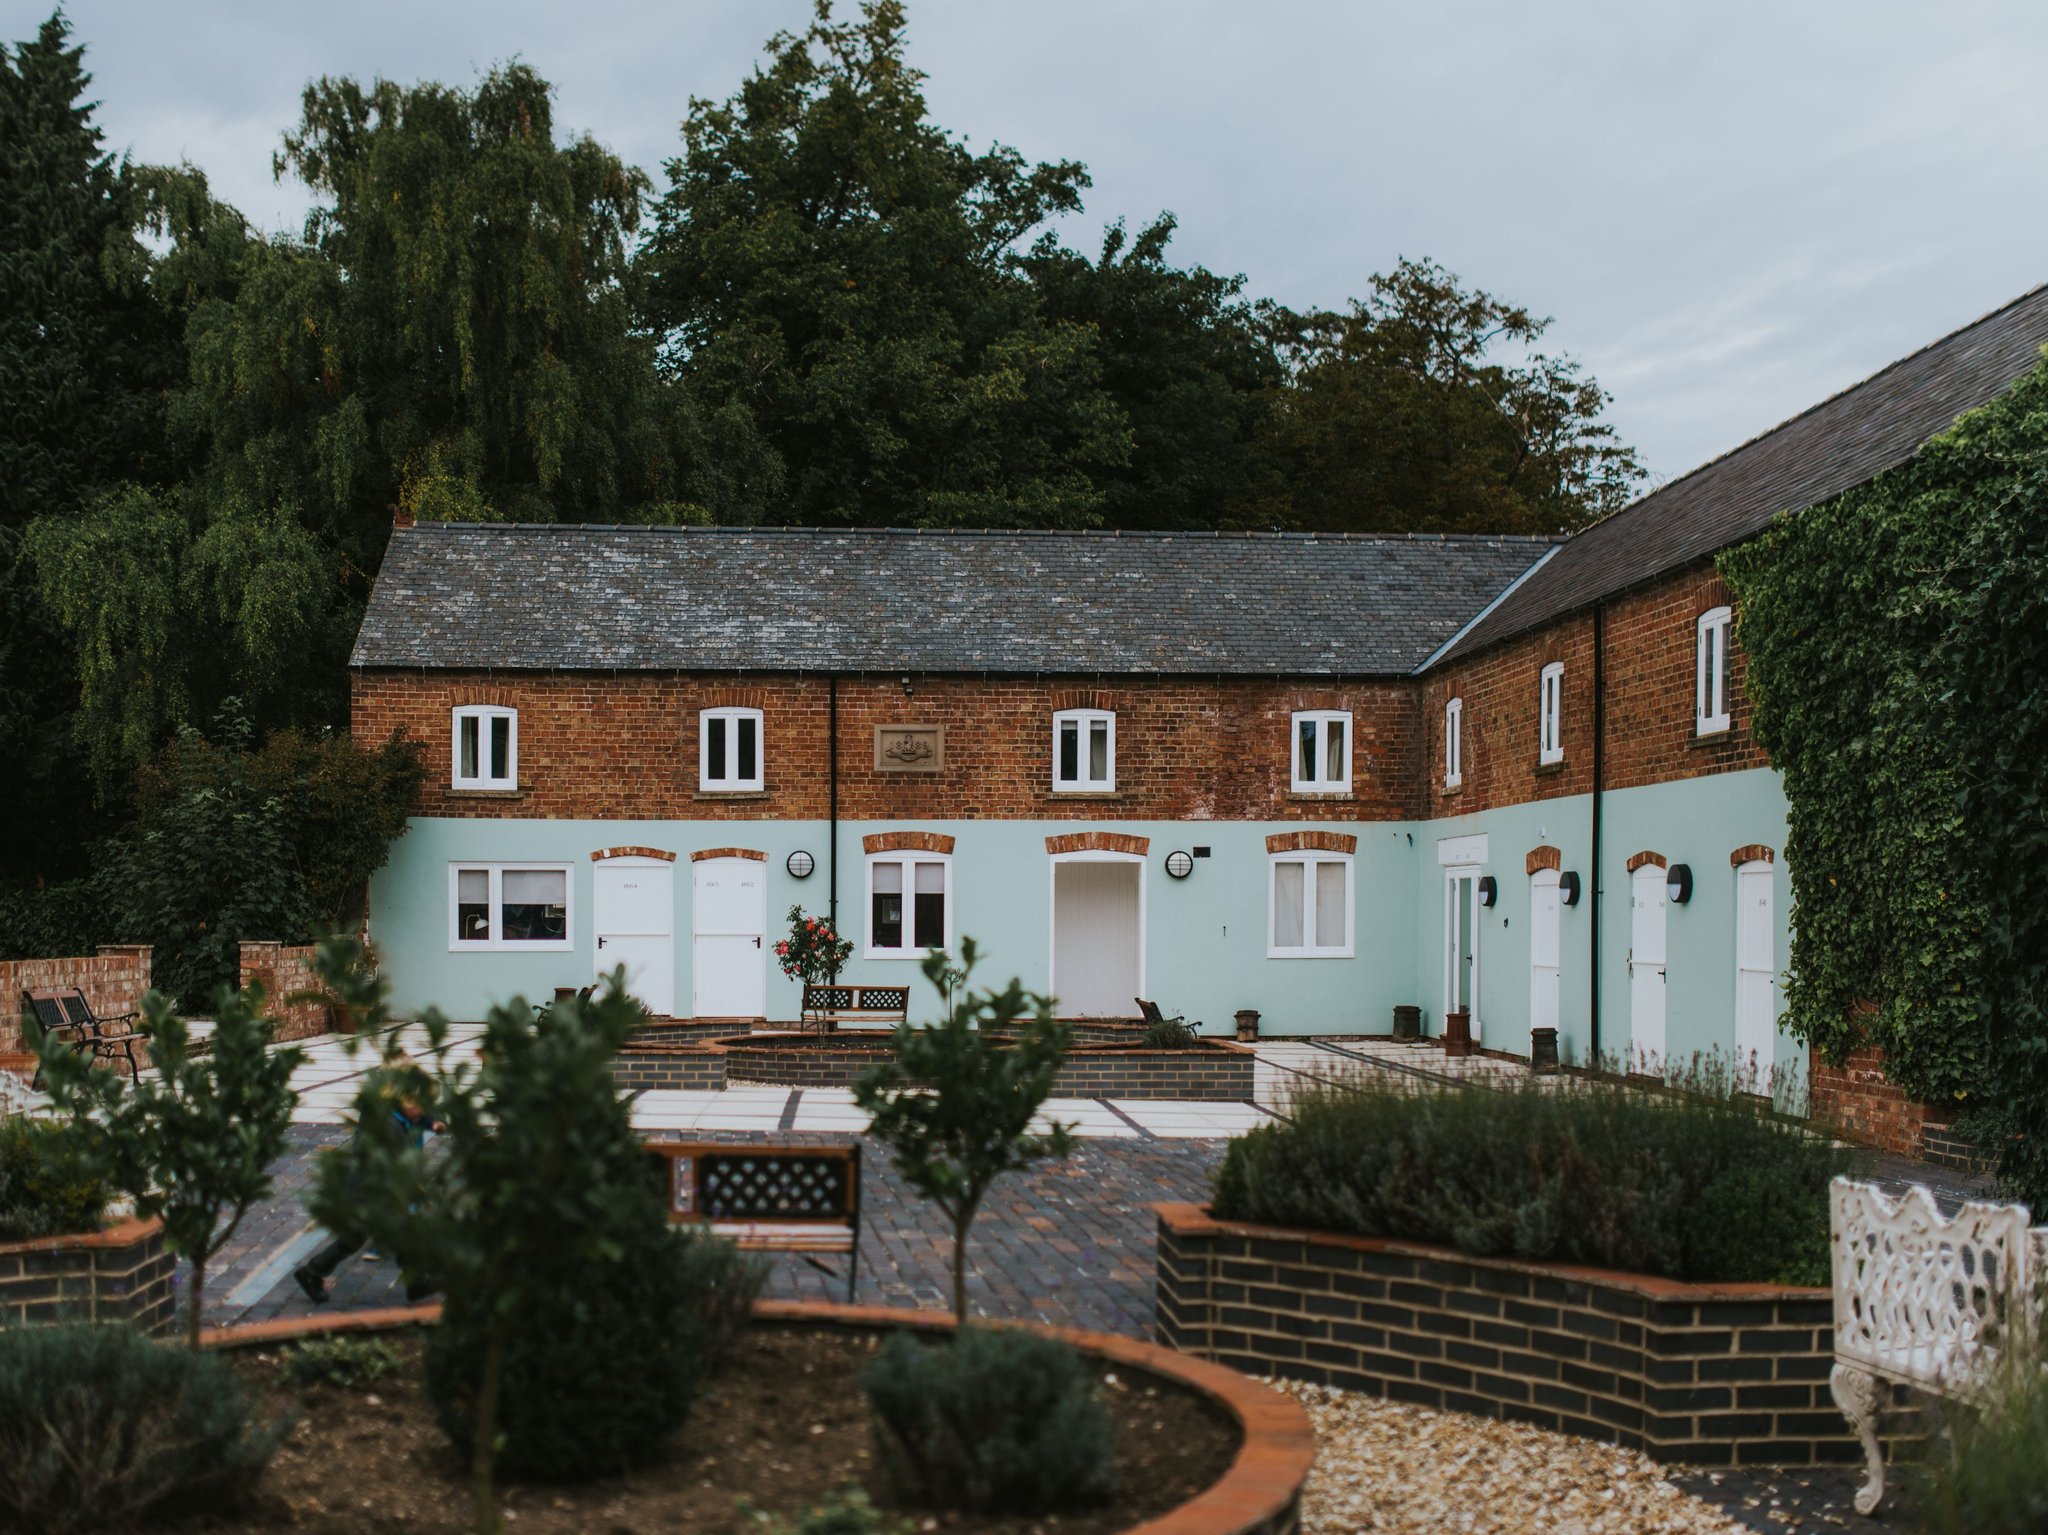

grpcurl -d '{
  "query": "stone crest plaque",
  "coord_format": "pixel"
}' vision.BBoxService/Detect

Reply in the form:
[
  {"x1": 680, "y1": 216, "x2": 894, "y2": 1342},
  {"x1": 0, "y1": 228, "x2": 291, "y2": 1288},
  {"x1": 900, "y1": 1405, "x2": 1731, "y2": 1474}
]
[{"x1": 873, "y1": 724, "x2": 944, "y2": 773}]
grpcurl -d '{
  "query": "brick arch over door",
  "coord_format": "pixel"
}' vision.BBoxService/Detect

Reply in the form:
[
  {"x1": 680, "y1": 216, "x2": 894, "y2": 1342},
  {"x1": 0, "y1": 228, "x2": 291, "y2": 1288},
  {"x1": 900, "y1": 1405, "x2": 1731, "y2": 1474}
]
[
  {"x1": 862, "y1": 831, "x2": 956, "y2": 855},
  {"x1": 1526, "y1": 845, "x2": 1561, "y2": 875},
  {"x1": 591, "y1": 845, "x2": 678, "y2": 862},
  {"x1": 1729, "y1": 844, "x2": 1776, "y2": 867},
  {"x1": 691, "y1": 847, "x2": 766, "y2": 863},
  {"x1": 1625, "y1": 850, "x2": 1667, "y2": 873},
  {"x1": 1046, "y1": 832, "x2": 1150, "y2": 856}
]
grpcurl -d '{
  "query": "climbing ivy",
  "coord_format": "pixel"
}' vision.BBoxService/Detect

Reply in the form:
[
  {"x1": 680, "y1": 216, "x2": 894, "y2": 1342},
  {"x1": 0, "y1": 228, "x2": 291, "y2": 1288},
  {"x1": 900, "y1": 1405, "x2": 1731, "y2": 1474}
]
[{"x1": 1721, "y1": 356, "x2": 2048, "y2": 1202}]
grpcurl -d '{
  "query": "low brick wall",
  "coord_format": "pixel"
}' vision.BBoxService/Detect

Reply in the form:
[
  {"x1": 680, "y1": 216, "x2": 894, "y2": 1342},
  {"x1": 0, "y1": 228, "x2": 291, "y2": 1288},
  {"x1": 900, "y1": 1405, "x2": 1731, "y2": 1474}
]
[
  {"x1": 1808, "y1": 1043, "x2": 1929, "y2": 1157},
  {"x1": 1156, "y1": 1203, "x2": 1858, "y2": 1467},
  {"x1": 0, "y1": 1216, "x2": 177, "y2": 1334},
  {"x1": 631, "y1": 1019, "x2": 756, "y2": 1043},
  {"x1": 722, "y1": 1035, "x2": 1256, "y2": 1099},
  {"x1": 238, "y1": 941, "x2": 337, "y2": 1042},
  {"x1": 1, "y1": 945, "x2": 153, "y2": 1055},
  {"x1": 611, "y1": 1043, "x2": 728, "y2": 1093}
]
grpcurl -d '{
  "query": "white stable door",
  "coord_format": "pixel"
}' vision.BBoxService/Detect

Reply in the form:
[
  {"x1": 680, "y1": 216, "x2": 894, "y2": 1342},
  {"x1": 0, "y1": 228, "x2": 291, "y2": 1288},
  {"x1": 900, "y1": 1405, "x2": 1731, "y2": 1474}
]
[
  {"x1": 1051, "y1": 860, "x2": 1143, "y2": 1017},
  {"x1": 1529, "y1": 869, "x2": 1561, "y2": 1039},
  {"x1": 1443, "y1": 866, "x2": 1481, "y2": 1041},
  {"x1": 1629, "y1": 863, "x2": 1668, "y2": 1073},
  {"x1": 692, "y1": 857, "x2": 766, "y2": 1019},
  {"x1": 594, "y1": 858, "x2": 675, "y2": 1016},
  {"x1": 1735, "y1": 861, "x2": 1777, "y2": 1086}
]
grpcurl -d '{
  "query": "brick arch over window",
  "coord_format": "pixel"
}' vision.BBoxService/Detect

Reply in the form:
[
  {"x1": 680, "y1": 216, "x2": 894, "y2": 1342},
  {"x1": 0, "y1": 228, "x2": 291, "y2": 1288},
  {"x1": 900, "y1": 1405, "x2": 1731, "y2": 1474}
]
[
  {"x1": 695, "y1": 686, "x2": 770, "y2": 711},
  {"x1": 449, "y1": 685, "x2": 517, "y2": 708},
  {"x1": 1266, "y1": 830, "x2": 1358, "y2": 855},
  {"x1": 863, "y1": 831, "x2": 956, "y2": 855},
  {"x1": 591, "y1": 846, "x2": 677, "y2": 862},
  {"x1": 1045, "y1": 832, "x2": 1150, "y2": 856},
  {"x1": 1049, "y1": 688, "x2": 1121, "y2": 712},
  {"x1": 1730, "y1": 844, "x2": 1776, "y2": 867},
  {"x1": 1526, "y1": 845, "x2": 1561, "y2": 875},
  {"x1": 690, "y1": 847, "x2": 765, "y2": 863},
  {"x1": 1625, "y1": 850, "x2": 1667, "y2": 873}
]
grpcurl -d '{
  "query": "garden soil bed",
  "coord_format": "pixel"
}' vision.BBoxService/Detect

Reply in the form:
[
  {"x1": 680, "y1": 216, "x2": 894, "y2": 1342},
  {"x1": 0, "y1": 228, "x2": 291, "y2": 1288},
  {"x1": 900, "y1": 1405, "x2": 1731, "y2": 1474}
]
[{"x1": 206, "y1": 1323, "x2": 1241, "y2": 1535}]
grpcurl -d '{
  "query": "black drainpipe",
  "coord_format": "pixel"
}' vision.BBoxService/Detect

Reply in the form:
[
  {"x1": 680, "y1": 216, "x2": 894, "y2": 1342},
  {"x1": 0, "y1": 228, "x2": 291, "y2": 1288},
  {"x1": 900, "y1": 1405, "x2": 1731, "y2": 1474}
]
[
  {"x1": 1589, "y1": 603, "x2": 1605, "y2": 1070},
  {"x1": 828, "y1": 674, "x2": 840, "y2": 930}
]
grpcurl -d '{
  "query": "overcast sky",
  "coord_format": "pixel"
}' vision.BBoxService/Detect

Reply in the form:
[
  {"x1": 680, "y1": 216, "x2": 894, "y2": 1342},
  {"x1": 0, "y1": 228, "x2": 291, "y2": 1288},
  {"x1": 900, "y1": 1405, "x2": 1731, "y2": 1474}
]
[{"x1": 15, "y1": 0, "x2": 2048, "y2": 485}]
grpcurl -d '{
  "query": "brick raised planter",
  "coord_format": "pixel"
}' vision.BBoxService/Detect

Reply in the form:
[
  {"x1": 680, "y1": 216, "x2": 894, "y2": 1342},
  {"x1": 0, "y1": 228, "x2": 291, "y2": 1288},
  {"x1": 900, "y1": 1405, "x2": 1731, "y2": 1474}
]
[
  {"x1": 611, "y1": 1041, "x2": 729, "y2": 1093},
  {"x1": 0, "y1": 1215, "x2": 177, "y2": 1334},
  {"x1": 201, "y1": 1298, "x2": 1313, "y2": 1535},
  {"x1": 722, "y1": 1034, "x2": 1256, "y2": 1100},
  {"x1": 1156, "y1": 1203, "x2": 1853, "y2": 1467}
]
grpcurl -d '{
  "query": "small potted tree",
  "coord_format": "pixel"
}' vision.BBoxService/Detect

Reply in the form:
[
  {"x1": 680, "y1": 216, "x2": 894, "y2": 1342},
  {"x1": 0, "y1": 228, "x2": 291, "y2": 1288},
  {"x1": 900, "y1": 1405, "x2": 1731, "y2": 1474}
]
[{"x1": 773, "y1": 905, "x2": 854, "y2": 986}]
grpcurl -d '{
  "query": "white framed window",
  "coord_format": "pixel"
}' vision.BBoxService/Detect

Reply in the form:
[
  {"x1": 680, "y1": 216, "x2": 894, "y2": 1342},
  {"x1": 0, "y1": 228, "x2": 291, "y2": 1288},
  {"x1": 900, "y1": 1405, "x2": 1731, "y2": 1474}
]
[
  {"x1": 1052, "y1": 709, "x2": 1116, "y2": 792},
  {"x1": 1291, "y1": 710, "x2": 1352, "y2": 792},
  {"x1": 699, "y1": 707, "x2": 764, "y2": 792},
  {"x1": 1697, "y1": 606, "x2": 1732, "y2": 735},
  {"x1": 1269, "y1": 853, "x2": 1354, "y2": 958},
  {"x1": 866, "y1": 853, "x2": 951, "y2": 959},
  {"x1": 449, "y1": 863, "x2": 571, "y2": 951},
  {"x1": 1444, "y1": 697, "x2": 1464, "y2": 788},
  {"x1": 451, "y1": 706, "x2": 517, "y2": 790},
  {"x1": 1538, "y1": 662, "x2": 1564, "y2": 765}
]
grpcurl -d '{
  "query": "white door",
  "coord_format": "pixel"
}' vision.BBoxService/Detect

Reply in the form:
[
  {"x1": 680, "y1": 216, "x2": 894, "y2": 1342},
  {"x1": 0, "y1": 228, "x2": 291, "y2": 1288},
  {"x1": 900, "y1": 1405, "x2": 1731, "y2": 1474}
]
[
  {"x1": 594, "y1": 858, "x2": 675, "y2": 1016},
  {"x1": 1529, "y1": 869, "x2": 1561, "y2": 1039},
  {"x1": 1051, "y1": 860, "x2": 1143, "y2": 1017},
  {"x1": 1629, "y1": 863, "x2": 1668, "y2": 1072},
  {"x1": 1735, "y1": 861, "x2": 1777, "y2": 1087},
  {"x1": 692, "y1": 857, "x2": 765, "y2": 1018},
  {"x1": 1443, "y1": 866, "x2": 1481, "y2": 1041}
]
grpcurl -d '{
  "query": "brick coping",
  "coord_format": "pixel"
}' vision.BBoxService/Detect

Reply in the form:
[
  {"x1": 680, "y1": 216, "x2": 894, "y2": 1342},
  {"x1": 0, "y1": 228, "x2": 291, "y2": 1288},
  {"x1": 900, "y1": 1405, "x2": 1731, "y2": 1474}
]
[
  {"x1": 0, "y1": 1214, "x2": 162, "y2": 1257},
  {"x1": 1156, "y1": 1203, "x2": 1828, "y2": 1305},
  {"x1": 198, "y1": 1299, "x2": 1313, "y2": 1535},
  {"x1": 725, "y1": 1034, "x2": 1254, "y2": 1058}
]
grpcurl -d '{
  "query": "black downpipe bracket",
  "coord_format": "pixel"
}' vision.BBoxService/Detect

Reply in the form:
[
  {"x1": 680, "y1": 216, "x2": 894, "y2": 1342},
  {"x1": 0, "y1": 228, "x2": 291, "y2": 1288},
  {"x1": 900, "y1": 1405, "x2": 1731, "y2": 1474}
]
[
  {"x1": 1589, "y1": 603, "x2": 1605, "y2": 1069},
  {"x1": 828, "y1": 675, "x2": 839, "y2": 930}
]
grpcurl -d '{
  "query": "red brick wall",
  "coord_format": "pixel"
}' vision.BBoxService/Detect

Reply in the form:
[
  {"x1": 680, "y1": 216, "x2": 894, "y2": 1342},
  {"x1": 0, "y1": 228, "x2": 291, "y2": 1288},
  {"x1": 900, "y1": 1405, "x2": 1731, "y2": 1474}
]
[
  {"x1": 1419, "y1": 561, "x2": 1768, "y2": 815},
  {"x1": 1808, "y1": 1042, "x2": 1934, "y2": 1158},
  {"x1": 237, "y1": 941, "x2": 337, "y2": 1043},
  {"x1": 1, "y1": 946, "x2": 154, "y2": 1056},
  {"x1": 351, "y1": 672, "x2": 1421, "y2": 823}
]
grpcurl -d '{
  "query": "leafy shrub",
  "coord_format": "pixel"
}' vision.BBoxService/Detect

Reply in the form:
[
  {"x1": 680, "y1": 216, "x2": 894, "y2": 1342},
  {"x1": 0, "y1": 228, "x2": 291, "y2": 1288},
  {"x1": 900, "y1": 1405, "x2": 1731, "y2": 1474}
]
[
  {"x1": 427, "y1": 1220, "x2": 766, "y2": 1482},
  {"x1": 1143, "y1": 1016, "x2": 1199, "y2": 1048},
  {"x1": 0, "y1": 1321, "x2": 285, "y2": 1534},
  {"x1": 280, "y1": 1335, "x2": 402, "y2": 1389},
  {"x1": 861, "y1": 1326, "x2": 1116, "y2": 1514},
  {"x1": 1919, "y1": 1351, "x2": 2048, "y2": 1534},
  {"x1": 1212, "y1": 1066, "x2": 1853, "y2": 1283},
  {"x1": 0, "y1": 1117, "x2": 107, "y2": 1242}
]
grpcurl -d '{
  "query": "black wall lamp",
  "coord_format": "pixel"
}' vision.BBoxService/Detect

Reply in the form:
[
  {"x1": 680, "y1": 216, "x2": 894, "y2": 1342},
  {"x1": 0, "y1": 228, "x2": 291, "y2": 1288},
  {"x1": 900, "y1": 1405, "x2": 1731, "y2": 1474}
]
[
  {"x1": 1559, "y1": 871, "x2": 1581, "y2": 907},
  {"x1": 1666, "y1": 863, "x2": 1693, "y2": 905},
  {"x1": 1164, "y1": 850, "x2": 1194, "y2": 879},
  {"x1": 787, "y1": 850, "x2": 815, "y2": 879},
  {"x1": 1477, "y1": 875, "x2": 1497, "y2": 908}
]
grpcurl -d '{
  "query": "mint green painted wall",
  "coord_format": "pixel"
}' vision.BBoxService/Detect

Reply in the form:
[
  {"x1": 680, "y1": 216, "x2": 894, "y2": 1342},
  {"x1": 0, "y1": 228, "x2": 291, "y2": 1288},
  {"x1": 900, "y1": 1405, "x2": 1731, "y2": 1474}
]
[
  {"x1": 369, "y1": 816, "x2": 1427, "y2": 1031},
  {"x1": 1407, "y1": 767, "x2": 1795, "y2": 1085}
]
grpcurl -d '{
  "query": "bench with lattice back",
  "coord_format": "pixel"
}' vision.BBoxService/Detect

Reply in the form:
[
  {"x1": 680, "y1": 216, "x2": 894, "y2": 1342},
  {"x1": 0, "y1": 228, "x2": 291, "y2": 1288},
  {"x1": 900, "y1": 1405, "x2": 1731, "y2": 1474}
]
[
  {"x1": 646, "y1": 1141, "x2": 862, "y2": 1300},
  {"x1": 23, "y1": 987, "x2": 148, "y2": 1090},
  {"x1": 799, "y1": 984, "x2": 909, "y2": 1035}
]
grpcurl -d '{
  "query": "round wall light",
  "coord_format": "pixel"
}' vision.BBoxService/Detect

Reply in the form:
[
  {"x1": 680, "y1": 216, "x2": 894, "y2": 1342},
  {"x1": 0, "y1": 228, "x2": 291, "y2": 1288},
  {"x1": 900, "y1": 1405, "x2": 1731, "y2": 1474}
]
[
  {"x1": 1558, "y1": 871, "x2": 1581, "y2": 907},
  {"x1": 1666, "y1": 863, "x2": 1693, "y2": 905},
  {"x1": 1477, "y1": 875, "x2": 1498, "y2": 908},
  {"x1": 786, "y1": 850, "x2": 815, "y2": 879},
  {"x1": 1164, "y1": 850, "x2": 1194, "y2": 880}
]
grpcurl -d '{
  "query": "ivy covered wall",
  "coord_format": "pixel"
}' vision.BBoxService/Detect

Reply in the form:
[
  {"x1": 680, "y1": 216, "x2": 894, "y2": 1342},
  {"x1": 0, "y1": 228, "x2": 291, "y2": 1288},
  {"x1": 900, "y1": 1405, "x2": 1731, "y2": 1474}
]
[{"x1": 1722, "y1": 355, "x2": 2048, "y2": 1202}]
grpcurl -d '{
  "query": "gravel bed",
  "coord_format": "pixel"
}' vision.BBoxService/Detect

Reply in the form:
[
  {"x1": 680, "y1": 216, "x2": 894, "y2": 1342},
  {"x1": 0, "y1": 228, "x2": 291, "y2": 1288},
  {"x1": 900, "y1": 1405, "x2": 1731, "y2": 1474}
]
[{"x1": 1274, "y1": 1380, "x2": 1752, "y2": 1534}]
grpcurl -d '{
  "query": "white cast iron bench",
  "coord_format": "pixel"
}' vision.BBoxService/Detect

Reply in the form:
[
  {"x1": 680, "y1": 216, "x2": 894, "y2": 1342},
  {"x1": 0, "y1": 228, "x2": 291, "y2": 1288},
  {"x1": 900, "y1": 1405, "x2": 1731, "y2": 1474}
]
[{"x1": 1829, "y1": 1176, "x2": 2047, "y2": 1513}]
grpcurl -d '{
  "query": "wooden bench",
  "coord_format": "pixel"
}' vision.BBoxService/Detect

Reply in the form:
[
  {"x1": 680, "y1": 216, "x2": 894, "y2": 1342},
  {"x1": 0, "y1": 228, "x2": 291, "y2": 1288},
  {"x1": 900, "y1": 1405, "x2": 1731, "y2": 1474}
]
[
  {"x1": 1829, "y1": 1176, "x2": 2048, "y2": 1513},
  {"x1": 646, "y1": 1141, "x2": 862, "y2": 1300},
  {"x1": 799, "y1": 985, "x2": 909, "y2": 1035},
  {"x1": 23, "y1": 987, "x2": 148, "y2": 1091}
]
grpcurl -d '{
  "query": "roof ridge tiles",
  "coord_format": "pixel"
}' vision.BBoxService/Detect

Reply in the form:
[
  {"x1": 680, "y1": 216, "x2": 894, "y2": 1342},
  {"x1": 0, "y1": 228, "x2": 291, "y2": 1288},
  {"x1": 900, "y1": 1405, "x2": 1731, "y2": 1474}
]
[{"x1": 402, "y1": 521, "x2": 1563, "y2": 545}]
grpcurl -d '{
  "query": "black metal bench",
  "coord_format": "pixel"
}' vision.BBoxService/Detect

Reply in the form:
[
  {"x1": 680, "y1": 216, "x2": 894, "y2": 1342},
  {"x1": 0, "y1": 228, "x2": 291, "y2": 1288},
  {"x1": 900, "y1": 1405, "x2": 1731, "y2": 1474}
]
[
  {"x1": 646, "y1": 1141, "x2": 862, "y2": 1300},
  {"x1": 1136, "y1": 997, "x2": 1202, "y2": 1043},
  {"x1": 799, "y1": 984, "x2": 909, "y2": 1035},
  {"x1": 24, "y1": 987, "x2": 147, "y2": 1090}
]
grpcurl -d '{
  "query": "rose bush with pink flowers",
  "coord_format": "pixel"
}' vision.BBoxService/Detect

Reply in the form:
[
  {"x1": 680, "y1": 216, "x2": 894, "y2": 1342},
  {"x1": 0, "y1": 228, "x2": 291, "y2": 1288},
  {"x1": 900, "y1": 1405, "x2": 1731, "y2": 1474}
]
[{"x1": 773, "y1": 905, "x2": 853, "y2": 985}]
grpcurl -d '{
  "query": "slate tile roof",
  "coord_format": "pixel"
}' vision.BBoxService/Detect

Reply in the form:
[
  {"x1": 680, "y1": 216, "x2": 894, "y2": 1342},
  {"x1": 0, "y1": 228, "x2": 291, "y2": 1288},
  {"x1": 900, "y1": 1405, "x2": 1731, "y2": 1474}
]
[
  {"x1": 1438, "y1": 284, "x2": 2048, "y2": 663},
  {"x1": 350, "y1": 525, "x2": 1556, "y2": 678}
]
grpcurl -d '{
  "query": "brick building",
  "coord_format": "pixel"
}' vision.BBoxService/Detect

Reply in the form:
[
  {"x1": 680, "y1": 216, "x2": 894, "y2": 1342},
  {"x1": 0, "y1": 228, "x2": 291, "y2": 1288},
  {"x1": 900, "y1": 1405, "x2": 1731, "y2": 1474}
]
[{"x1": 350, "y1": 286, "x2": 2048, "y2": 1084}]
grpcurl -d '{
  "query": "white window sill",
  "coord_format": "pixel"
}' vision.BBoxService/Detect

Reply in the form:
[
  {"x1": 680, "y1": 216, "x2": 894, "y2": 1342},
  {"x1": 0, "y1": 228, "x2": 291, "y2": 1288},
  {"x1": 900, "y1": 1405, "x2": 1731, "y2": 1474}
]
[
  {"x1": 448, "y1": 784, "x2": 523, "y2": 797},
  {"x1": 863, "y1": 949, "x2": 946, "y2": 962},
  {"x1": 1266, "y1": 949, "x2": 1356, "y2": 960},
  {"x1": 1693, "y1": 721, "x2": 1731, "y2": 740},
  {"x1": 450, "y1": 941, "x2": 573, "y2": 954},
  {"x1": 1050, "y1": 786, "x2": 1118, "y2": 798}
]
